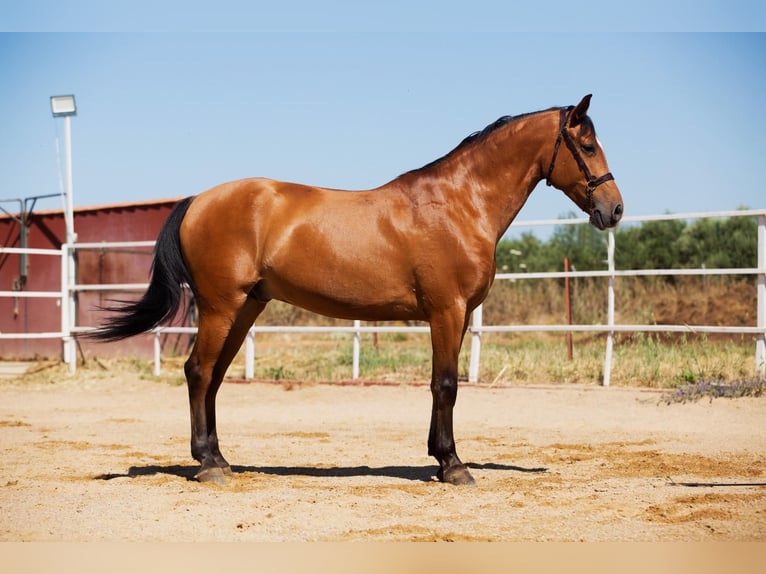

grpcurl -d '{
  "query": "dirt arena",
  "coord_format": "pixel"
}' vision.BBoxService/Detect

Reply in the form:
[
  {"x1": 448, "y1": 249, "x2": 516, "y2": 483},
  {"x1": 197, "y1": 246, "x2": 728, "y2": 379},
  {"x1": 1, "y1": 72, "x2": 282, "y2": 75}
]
[{"x1": 0, "y1": 369, "x2": 764, "y2": 542}]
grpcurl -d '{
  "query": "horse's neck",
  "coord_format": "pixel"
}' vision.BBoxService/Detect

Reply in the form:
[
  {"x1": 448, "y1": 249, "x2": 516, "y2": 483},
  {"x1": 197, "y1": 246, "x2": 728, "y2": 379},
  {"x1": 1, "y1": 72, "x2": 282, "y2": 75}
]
[{"x1": 435, "y1": 111, "x2": 557, "y2": 241}]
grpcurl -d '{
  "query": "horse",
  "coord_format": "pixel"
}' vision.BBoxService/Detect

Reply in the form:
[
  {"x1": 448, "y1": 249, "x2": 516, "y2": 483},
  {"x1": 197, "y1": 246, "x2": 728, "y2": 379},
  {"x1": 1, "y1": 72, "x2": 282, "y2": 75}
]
[{"x1": 89, "y1": 94, "x2": 623, "y2": 486}]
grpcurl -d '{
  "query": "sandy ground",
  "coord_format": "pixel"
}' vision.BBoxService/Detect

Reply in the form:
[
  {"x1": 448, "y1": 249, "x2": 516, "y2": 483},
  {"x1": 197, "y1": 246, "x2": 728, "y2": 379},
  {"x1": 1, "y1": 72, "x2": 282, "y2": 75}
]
[{"x1": 0, "y1": 372, "x2": 764, "y2": 542}]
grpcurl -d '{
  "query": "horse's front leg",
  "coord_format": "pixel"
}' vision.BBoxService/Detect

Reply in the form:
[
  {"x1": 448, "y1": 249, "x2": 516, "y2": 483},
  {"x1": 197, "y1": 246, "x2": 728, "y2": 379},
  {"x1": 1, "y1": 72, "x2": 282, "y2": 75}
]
[{"x1": 427, "y1": 308, "x2": 476, "y2": 486}]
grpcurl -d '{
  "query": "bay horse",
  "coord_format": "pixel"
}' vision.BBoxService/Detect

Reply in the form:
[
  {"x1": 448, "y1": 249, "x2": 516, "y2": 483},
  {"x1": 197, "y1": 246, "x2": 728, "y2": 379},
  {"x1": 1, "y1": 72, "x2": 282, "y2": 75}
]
[{"x1": 90, "y1": 94, "x2": 623, "y2": 486}]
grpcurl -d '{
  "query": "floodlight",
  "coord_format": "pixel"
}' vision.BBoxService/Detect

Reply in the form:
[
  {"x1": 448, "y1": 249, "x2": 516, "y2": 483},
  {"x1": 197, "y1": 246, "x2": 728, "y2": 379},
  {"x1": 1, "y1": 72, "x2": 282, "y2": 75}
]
[{"x1": 50, "y1": 95, "x2": 77, "y2": 117}]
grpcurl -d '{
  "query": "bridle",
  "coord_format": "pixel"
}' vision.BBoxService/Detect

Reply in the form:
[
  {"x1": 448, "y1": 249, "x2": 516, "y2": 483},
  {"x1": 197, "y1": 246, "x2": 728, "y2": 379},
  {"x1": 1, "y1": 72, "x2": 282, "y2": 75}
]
[{"x1": 545, "y1": 107, "x2": 614, "y2": 211}]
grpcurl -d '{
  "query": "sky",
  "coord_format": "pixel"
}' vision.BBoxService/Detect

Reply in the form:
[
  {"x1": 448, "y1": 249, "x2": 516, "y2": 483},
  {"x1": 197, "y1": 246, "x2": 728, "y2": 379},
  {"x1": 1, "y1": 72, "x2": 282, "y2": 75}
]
[{"x1": 1, "y1": 3, "x2": 765, "y2": 239}]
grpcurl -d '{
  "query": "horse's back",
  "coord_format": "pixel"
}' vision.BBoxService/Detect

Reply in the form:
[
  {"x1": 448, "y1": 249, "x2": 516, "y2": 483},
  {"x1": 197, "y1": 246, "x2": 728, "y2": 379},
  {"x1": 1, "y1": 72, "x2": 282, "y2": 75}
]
[{"x1": 179, "y1": 178, "x2": 425, "y2": 321}]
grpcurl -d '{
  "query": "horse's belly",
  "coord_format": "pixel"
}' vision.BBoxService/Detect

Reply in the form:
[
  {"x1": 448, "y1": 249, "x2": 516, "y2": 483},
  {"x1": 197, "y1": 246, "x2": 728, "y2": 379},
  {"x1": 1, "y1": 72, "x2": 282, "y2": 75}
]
[{"x1": 264, "y1": 272, "x2": 422, "y2": 322}]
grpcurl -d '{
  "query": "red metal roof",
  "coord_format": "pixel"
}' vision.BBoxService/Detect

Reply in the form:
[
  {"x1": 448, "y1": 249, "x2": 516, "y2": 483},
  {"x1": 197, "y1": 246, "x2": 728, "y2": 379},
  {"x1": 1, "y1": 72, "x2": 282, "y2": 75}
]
[{"x1": 0, "y1": 196, "x2": 183, "y2": 220}]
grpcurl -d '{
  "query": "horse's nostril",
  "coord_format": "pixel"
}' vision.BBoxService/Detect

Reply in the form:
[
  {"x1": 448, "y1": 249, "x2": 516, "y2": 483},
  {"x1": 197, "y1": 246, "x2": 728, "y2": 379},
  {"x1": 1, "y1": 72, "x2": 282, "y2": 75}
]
[{"x1": 613, "y1": 204, "x2": 623, "y2": 220}]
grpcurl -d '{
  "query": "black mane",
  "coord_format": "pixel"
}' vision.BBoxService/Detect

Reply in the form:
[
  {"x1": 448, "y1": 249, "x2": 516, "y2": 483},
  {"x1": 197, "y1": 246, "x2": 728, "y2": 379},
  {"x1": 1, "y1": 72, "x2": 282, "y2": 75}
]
[{"x1": 405, "y1": 106, "x2": 563, "y2": 175}]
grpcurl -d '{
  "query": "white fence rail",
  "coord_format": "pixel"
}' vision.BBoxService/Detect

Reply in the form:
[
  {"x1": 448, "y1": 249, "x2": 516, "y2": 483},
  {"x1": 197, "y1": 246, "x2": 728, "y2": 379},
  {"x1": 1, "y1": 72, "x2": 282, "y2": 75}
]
[
  {"x1": 2, "y1": 209, "x2": 765, "y2": 383},
  {"x1": 0, "y1": 246, "x2": 68, "y2": 346}
]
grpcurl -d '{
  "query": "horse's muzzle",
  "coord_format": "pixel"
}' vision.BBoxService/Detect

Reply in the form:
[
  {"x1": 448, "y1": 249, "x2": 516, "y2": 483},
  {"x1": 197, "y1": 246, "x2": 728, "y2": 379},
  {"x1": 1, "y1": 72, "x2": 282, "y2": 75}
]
[{"x1": 590, "y1": 202, "x2": 623, "y2": 230}]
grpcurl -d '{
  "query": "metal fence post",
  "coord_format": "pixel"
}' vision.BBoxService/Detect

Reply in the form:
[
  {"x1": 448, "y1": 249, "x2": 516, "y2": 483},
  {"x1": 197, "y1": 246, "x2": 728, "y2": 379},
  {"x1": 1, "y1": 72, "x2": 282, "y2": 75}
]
[
  {"x1": 67, "y1": 241, "x2": 78, "y2": 373},
  {"x1": 153, "y1": 331, "x2": 161, "y2": 376},
  {"x1": 245, "y1": 327, "x2": 255, "y2": 380},
  {"x1": 60, "y1": 242, "x2": 75, "y2": 372},
  {"x1": 468, "y1": 305, "x2": 482, "y2": 383},
  {"x1": 603, "y1": 229, "x2": 616, "y2": 386},
  {"x1": 352, "y1": 320, "x2": 361, "y2": 380},
  {"x1": 757, "y1": 214, "x2": 766, "y2": 377}
]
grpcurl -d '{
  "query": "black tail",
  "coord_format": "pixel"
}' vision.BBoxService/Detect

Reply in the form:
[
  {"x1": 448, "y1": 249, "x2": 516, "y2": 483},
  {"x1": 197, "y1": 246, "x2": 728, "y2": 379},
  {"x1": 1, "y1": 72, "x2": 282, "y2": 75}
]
[{"x1": 88, "y1": 196, "x2": 196, "y2": 342}]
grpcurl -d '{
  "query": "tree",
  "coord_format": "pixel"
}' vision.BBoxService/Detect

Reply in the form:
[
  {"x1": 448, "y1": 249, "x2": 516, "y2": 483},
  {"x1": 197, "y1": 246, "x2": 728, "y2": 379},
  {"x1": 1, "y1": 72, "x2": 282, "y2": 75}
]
[
  {"x1": 547, "y1": 219, "x2": 608, "y2": 270},
  {"x1": 677, "y1": 215, "x2": 757, "y2": 269},
  {"x1": 498, "y1": 212, "x2": 757, "y2": 274},
  {"x1": 495, "y1": 232, "x2": 543, "y2": 272},
  {"x1": 615, "y1": 219, "x2": 687, "y2": 270}
]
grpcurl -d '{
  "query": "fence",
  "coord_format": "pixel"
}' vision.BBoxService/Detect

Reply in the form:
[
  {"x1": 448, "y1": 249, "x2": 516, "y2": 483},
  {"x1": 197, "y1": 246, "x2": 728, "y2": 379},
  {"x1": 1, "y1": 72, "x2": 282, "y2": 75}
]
[
  {"x1": 0, "y1": 245, "x2": 71, "y2": 346},
  {"x1": 469, "y1": 209, "x2": 766, "y2": 385},
  {"x1": 2, "y1": 209, "x2": 765, "y2": 384}
]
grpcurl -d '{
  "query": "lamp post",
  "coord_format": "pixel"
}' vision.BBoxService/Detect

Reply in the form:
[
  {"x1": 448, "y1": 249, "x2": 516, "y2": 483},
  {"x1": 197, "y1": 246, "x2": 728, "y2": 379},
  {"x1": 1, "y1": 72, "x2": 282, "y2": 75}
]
[
  {"x1": 50, "y1": 95, "x2": 77, "y2": 244},
  {"x1": 50, "y1": 95, "x2": 77, "y2": 371}
]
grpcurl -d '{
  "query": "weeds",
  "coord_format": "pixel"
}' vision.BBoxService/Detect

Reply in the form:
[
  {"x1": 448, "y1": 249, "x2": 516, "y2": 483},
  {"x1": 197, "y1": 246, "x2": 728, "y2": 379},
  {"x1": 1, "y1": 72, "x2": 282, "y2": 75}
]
[{"x1": 660, "y1": 378, "x2": 765, "y2": 405}]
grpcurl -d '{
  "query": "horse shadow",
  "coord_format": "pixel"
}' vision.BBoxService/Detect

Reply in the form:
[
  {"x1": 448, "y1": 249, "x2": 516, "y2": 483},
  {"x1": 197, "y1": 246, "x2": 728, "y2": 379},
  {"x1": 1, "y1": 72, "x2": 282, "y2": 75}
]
[{"x1": 95, "y1": 461, "x2": 547, "y2": 483}]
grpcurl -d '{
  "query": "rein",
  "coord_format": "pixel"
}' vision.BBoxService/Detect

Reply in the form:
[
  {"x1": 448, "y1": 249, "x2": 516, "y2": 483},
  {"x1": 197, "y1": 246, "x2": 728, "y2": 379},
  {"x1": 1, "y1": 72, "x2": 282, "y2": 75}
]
[{"x1": 545, "y1": 107, "x2": 614, "y2": 210}]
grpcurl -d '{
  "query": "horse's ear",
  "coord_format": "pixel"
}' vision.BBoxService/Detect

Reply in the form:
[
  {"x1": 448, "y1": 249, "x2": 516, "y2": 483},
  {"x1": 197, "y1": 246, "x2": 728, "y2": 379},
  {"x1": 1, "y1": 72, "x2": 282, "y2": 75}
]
[{"x1": 568, "y1": 94, "x2": 592, "y2": 127}]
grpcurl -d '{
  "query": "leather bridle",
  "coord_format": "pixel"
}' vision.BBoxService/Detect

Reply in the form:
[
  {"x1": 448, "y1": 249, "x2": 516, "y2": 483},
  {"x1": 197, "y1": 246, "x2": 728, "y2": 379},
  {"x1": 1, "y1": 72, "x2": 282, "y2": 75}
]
[{"x1": 545, "y1": 107, "x2": 614, "y2": 211}]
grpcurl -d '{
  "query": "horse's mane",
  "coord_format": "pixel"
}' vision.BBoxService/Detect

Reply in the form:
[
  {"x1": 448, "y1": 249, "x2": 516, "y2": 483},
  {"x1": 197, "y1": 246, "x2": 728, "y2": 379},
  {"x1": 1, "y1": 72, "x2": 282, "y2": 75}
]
[{"x1": 404, "y1": 106, "x2": 568, "y2": 175}]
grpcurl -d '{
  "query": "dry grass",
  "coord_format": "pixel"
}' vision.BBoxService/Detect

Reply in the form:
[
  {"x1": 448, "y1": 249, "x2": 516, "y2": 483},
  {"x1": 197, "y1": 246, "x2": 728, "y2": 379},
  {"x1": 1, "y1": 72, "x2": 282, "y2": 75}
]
[
  {"x1": 11, "y1": 329, "x2": 749, "y2": 389},
  {"x1": 212, "y1": 329, "x2": 755, "y2": 388},
  {"x1": 7, "y1": 278, "x2": 760, "y2": 390},
  {"x1": 222, "y1": 276, "x2": 762, "y2": 388}
]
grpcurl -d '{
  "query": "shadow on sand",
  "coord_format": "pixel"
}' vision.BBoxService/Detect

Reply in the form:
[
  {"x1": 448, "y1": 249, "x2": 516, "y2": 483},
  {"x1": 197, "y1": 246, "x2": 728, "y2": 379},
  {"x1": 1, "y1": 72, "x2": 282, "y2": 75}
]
[{"x1": 95, "y1": 461, "x2": 547, "y2": 483}]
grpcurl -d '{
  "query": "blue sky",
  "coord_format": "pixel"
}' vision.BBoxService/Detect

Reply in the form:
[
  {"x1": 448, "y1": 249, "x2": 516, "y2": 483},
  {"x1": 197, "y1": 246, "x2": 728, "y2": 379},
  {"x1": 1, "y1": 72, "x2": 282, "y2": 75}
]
[{"x1": 1, "y1": 5, "x2": 765, "y2": 238}]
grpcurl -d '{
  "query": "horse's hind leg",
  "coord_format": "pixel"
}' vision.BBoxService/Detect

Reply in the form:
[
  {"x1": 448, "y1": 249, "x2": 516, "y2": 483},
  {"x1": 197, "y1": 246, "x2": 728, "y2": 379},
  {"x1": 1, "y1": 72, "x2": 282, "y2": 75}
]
[{"x1": 184, "y1": 296, "x2": 266, "y2": 484}]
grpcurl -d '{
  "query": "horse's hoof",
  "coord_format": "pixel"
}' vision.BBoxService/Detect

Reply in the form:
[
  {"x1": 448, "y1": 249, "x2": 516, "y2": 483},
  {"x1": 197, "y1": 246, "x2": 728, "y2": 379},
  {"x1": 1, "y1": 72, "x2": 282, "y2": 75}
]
[
  {"x1": 221, "y1": 465, "x2": 233, "y2": 476},
  {"x1": 195, "y1": 466, "x2": 227, "y2": 485},
  {"x1": 440, "y1": 465, "x2": 477, "y2": 486}
]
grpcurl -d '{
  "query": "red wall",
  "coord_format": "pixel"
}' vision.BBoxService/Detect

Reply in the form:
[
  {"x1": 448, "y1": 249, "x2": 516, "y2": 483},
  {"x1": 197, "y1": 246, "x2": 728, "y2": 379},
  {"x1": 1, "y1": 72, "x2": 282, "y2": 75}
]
[{"x1": 0, "y1": 198, "x2": 194, "y2": 360}]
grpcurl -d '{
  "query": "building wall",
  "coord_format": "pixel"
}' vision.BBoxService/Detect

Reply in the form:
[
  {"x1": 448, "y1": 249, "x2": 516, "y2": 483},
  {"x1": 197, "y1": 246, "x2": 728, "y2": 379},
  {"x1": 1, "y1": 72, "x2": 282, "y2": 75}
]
[{"x1": 0, "y1": 198, "x2": 194, "y2": 360}]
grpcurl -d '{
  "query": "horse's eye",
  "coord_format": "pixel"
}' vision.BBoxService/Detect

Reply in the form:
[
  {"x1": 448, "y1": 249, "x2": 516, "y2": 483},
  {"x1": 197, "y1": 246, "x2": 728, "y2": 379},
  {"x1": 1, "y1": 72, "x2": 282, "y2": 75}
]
[{"x1": 581, "y1": 143, "x2": 596, "y2": 155}]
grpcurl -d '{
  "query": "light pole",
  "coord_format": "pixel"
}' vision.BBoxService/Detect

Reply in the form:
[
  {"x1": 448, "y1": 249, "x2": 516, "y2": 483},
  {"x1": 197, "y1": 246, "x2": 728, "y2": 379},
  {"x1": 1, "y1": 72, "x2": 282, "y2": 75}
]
[
  {"x1": 50, "y1": 95, "x2": 77, "y2": 244},
  {"x1": 50, "y1": 94, "x2": 77, "y2": 371}
]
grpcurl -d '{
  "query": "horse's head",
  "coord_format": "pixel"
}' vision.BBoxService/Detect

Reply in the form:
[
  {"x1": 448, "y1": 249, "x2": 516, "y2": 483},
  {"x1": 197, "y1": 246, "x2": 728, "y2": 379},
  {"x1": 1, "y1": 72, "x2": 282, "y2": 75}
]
[{"x1": 545, "y1": 94, "x2": 623, "y2": 230}]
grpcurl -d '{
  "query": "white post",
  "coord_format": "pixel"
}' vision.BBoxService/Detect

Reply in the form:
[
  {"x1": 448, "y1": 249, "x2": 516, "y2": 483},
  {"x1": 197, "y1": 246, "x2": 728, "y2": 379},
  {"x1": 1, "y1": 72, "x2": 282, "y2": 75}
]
[
  {"x1": 63, "y1": 114, "x2": 77, "y2": 373},
  {"x1": 468, "y1": 305, "x2": 482, "y2": 383},
  {"x1": 50, "y1": 96, "x2": 77, "y2": 372},
  {"x1": 245, "y1": 327, "x2": 255, "y2": 380},
  {"x1": 153, "y1": 331, "x2": 161, "y2": 376},
  {"x1": 756, "y1": 214, "x2": 766, "y2": 377},
  {"x1": 60, "y1": 242, "x2": 75, "y2": 372},
  {"x1": 603, "y1": 228, "x2": 616, "y2": 386},
  {"x1": 63, "y1": 115, "x2": 75, "y2": 245},
  {"x1": 66, "y1": 248, "x2": 77, "y2": 373},
  {"x1": 352, "y1": 320, "x2": 361, "y2": 380}
]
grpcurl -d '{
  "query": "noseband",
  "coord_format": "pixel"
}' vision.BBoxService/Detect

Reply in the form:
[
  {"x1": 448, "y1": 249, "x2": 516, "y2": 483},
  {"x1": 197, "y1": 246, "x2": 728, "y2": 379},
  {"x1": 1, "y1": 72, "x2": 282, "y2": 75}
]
[{"x1": 545, "y1": 107, "x2": 614, "y2": 211}]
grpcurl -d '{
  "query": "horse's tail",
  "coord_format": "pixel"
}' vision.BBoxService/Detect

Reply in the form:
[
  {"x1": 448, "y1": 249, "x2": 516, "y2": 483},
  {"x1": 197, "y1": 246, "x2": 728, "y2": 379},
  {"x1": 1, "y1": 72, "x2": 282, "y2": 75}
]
[{"x1": 88, "y1": 196, "x2": 196, "y2": 342}]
